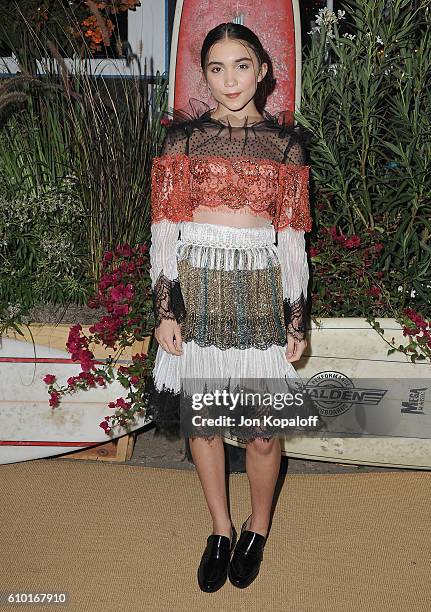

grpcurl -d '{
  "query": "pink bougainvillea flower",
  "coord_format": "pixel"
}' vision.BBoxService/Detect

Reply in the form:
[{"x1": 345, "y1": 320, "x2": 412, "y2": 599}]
[
  {"x1": 112, "y1": 303, "x2": 130, "y2": 316},
  {"x1": 43, "y1": 374, "x2": 56, "y2": 385},
  {"x1": 115, "y1": 244, "x2": 134, "y2": 258},
  {"x1": 109, "y1": 282, "x2": 134, "y2": 303},
  {"x1": 403, "y1": 326, "x2": 420, "y2": 337},
  {"x1": 344, "y1": 236, "x2": 361, "y2": 249},
  {"x1": 368, "y1": 286, "x2": 381, "y2": 298},
  {"x1": 404, "y1": 308, "x2": 428, "y2": 329},
  {"x1": 49, "y1": 391, "x2": 60, "y2": 407},
  {"x1": 330, "y1": 226, "x2": 346, "y2": 243},
  {"x1": 115, "y1": 397, "x2": 129, "y2": 409}
]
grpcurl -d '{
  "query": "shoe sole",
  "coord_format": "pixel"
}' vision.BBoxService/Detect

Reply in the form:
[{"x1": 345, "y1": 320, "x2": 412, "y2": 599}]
[
  {"x1": 197, "y1": 573, "x2": 227, "y2": 593},
  {"x1": 227, "y1": 562, "x2": 260, "y2": 589}
]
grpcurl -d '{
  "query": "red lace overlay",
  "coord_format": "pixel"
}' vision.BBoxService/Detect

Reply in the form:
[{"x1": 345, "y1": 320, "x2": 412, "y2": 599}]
[
  {"x1": 150, "y1": 153, "x2": 192, "y2": 223},
  {"x1": 275, "y1": 164, "x2": 312, "y2": 232},
  {"x1": 151, "y1": 152, "x2": 311, "y2": 231}
]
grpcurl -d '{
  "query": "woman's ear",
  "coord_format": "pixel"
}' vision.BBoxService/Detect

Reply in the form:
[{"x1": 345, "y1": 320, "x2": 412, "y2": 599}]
[{"x1": 258, "y1": 62, "x2": 268, "y2": 83}]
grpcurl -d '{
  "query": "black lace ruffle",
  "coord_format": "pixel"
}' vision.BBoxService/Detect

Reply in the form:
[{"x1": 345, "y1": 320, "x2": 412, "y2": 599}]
[
  {"x1": 143, "y1": 375, "x2": 181, "y2": 439},
  {"x1": 283, "y1": 292, "x2": 307, "y2": 342},
  {"x1": 152, "y1": 271, "x2": 186, "y2": 328},
  {"x1": 161, "y1": 97, "x2": 310, "y2": 144}
]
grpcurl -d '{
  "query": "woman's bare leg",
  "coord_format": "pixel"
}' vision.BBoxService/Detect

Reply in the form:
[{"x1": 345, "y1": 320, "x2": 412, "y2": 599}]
[
  {"x1": 188, "y1": 436, "x2": 233, "y2": 539},
  {"x1": 245, "y1": 437, "x2": 281, "y2": 537}
]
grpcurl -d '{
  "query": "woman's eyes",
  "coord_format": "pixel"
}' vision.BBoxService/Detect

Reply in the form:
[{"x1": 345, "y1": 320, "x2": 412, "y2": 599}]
[{"x1": 211, "y1": 64, "x2": 249, "y2": 73}]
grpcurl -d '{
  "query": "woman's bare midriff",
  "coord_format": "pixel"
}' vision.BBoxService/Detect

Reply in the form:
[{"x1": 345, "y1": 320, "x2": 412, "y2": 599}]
[{"x1": 192, "y1": 208, "x2": 271, "y2": 229}]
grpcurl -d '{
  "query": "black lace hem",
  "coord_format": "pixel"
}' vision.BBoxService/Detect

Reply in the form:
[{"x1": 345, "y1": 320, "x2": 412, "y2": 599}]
[
  {"x1": 283, "y1": 292, "x2": 307, "y2": 342},
  {"x1": 152, "y1": 271, "x2": 186, "y2": 328},
  {"x1": 143, "y1": 375, "x2": 182, "y2": 440},
  {"x1": 143, "y1": 375, "x2": 323, "y2": 442}
]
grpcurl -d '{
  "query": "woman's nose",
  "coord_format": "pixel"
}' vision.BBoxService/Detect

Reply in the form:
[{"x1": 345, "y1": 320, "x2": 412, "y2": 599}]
[{"x1": 224, "y1": 72, "x2": 237, "y2": 87}]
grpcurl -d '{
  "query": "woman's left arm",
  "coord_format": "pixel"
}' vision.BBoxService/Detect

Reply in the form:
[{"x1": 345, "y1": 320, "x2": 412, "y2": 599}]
[{"x1": 275, "y1": 135, "x2": 312, "y2": 361}]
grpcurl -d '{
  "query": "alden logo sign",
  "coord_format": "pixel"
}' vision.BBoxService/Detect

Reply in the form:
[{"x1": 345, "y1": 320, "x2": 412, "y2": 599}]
[{"x1": 303, "y1": 371, "x2": 387, "y2": 417}]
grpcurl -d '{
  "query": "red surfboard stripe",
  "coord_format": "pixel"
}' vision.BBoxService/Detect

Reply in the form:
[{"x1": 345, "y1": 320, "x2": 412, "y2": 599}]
[
  {"x1": 0, "y1": 357, "x2": 105, "y2": 364},
  {"x1": 0, "y1": 440, "x2": 103, "y2": 447}
]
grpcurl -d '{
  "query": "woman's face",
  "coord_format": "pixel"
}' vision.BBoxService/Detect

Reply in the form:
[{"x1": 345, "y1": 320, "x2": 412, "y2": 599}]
[{"x1": 204, "y1": 38, "x2": 267, "y2": 117}]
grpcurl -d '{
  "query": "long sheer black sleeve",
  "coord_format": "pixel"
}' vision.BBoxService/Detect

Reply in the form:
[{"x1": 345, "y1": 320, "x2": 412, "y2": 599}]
[{"x1": 149, "y1": 129, "x2": 188, "y2": 329}]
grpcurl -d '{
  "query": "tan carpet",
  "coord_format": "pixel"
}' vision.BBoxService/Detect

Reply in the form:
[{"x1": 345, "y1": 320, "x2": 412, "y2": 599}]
[{"x1": 1, "y1": 459, "x2": 429, "y2": 612}]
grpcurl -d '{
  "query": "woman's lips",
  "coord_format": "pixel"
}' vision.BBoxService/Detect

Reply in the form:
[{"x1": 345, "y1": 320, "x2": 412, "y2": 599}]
[{"x1": 225, "y1": 93, "x2": 241, "y2": 98}]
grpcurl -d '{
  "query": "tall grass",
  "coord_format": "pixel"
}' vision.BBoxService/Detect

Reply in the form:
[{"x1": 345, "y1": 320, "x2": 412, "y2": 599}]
[{"x1": 0, "y1": 2, "x2": 168, "y2": 304}]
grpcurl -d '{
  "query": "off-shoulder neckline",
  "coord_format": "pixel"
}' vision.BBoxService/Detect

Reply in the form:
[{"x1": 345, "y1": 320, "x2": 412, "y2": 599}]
[
  {"x1": 164, "y1": 98, "x2": 298, "y2": 136},
  {"x1": 153, "y1": 151, "x2": 310, "y2": 170}
]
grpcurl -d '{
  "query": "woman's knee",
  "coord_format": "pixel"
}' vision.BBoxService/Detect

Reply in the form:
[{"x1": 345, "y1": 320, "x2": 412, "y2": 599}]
[{"x1": 246, "y1": 436, "x2": 278, "y2": 455}]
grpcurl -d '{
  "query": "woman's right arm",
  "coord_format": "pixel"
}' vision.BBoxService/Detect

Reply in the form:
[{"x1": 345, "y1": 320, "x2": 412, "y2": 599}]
[{"x1": 149, "y1": 128, "x2": 189, "y2": 355}]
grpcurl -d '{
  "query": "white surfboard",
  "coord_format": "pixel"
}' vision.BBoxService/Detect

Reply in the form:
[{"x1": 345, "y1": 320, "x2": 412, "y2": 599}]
[
  {"x1": 224, "y1": 318, "x2": 431, "y2": 470},
  {"x1": 0, "y1": 337, "x2": 152, "y2": 465}
]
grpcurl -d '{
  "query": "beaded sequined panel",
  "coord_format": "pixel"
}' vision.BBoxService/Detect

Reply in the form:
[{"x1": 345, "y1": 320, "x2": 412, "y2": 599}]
[{"x1": 177, "y1": 257, "x2": 286, "y2": 350}]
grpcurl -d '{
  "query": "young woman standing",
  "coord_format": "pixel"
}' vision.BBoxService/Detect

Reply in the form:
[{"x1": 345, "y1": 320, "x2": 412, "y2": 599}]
[{"x1": 146, "y1": 22, "x2": 313, "y2": 592}]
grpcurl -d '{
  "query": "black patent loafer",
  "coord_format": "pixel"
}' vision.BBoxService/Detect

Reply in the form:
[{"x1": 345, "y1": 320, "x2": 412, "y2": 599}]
[
  {"x1": 228, "y1": 515, "x2": 267, "y2": 589},
  {"x1": 198, "y1": 525, "x2": 237, "y2": 593}
]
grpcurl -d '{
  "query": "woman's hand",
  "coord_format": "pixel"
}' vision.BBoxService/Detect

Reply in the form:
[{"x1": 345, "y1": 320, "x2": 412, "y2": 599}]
[
  {"x1": 285, "y1": 336, "x2": 307, "y2": 363},
  {"x1": 155, "y1": 319, "x2": 184, "y2": 356}
]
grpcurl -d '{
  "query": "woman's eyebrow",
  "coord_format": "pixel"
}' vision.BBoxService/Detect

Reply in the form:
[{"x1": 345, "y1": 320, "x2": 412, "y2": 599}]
[{"x1": 207, "y1": 57, "x2": 252, "y2": 66}]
